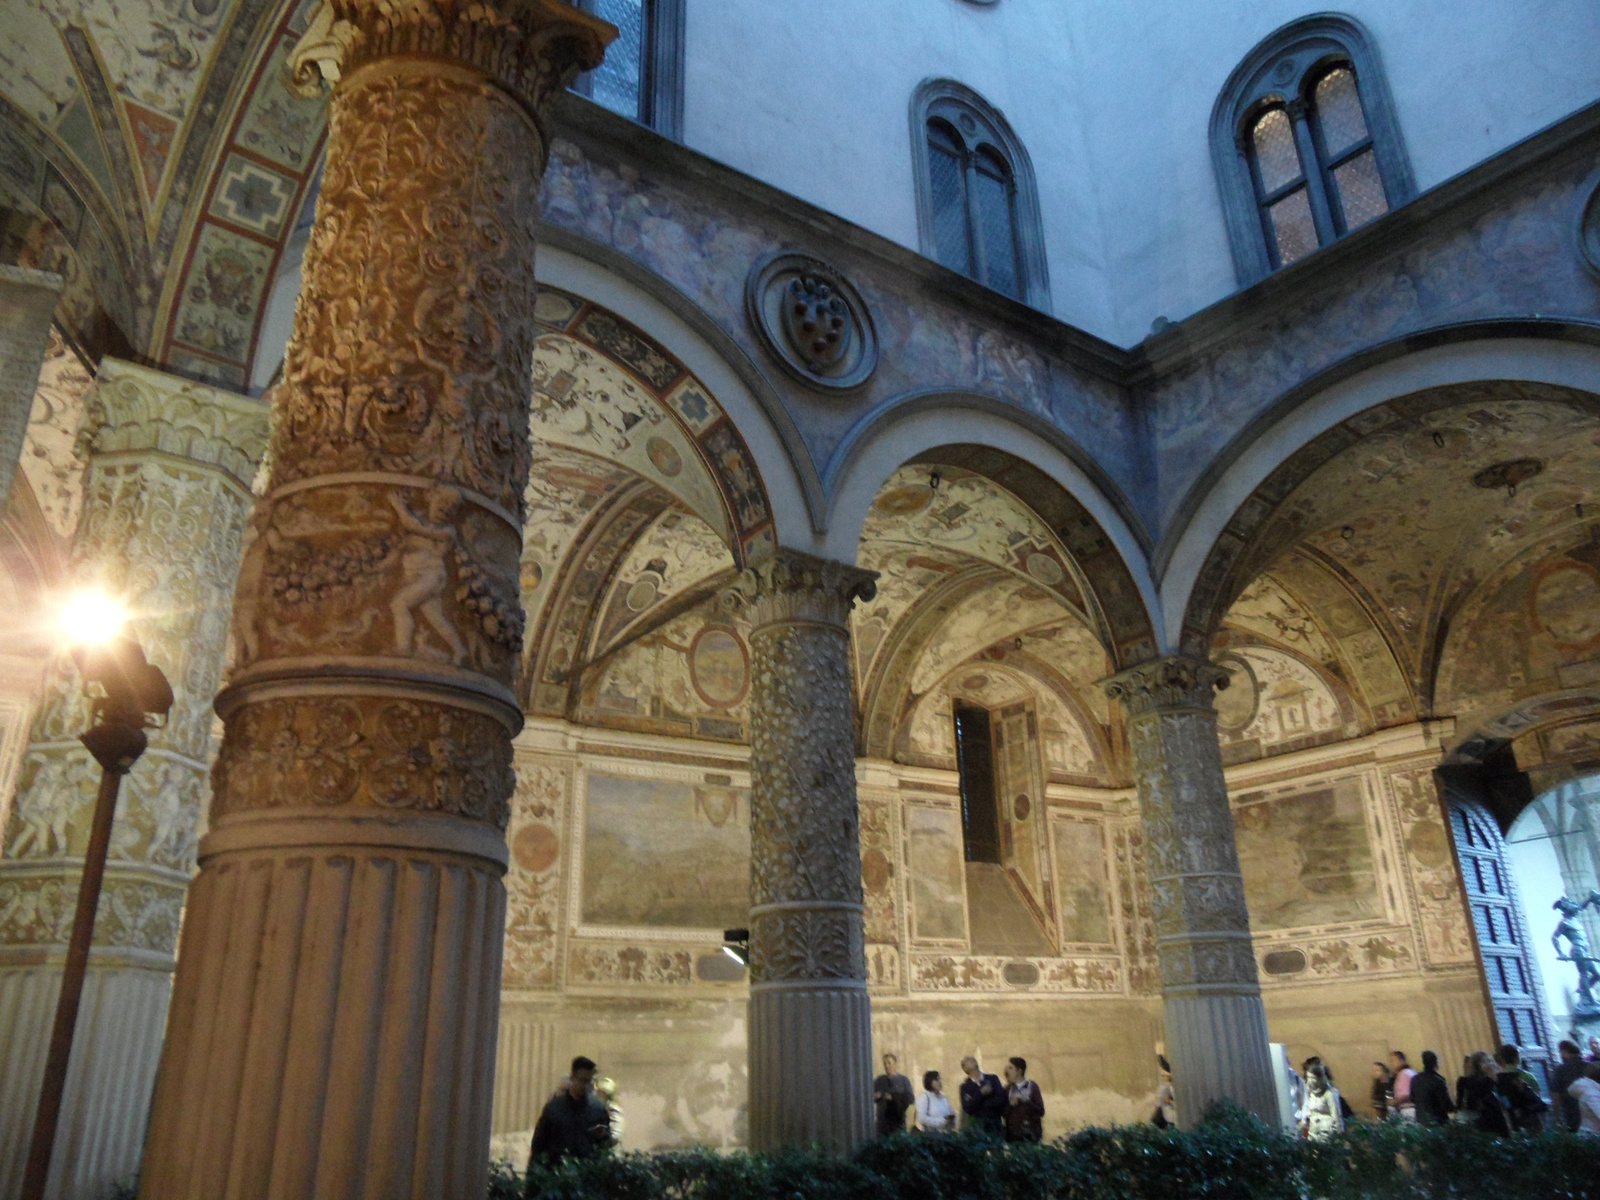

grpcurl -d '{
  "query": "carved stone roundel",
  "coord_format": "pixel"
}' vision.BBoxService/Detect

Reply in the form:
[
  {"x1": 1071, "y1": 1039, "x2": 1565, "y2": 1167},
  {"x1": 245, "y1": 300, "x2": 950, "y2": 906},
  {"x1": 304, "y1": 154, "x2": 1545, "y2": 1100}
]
[
  {"x1": 746, "y1": 252, "x2": 878, "y2": 391},
  {"x1": 1579, "y1": 166, "x2": 1600, "y2": 280}
]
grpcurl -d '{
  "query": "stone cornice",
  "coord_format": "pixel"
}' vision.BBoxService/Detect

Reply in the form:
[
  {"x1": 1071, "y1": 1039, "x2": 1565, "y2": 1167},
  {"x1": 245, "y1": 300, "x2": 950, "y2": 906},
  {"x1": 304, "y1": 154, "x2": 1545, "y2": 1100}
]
[
  {"x1": 1103, "y1": 655, "x2": 1229, "y2": 717},
  {"x1": 91, "y1": 358, "x2": 269, "y2": 491},
  {"x1": 548, "y1": 89, "x2": 1600, "y2": 382}
]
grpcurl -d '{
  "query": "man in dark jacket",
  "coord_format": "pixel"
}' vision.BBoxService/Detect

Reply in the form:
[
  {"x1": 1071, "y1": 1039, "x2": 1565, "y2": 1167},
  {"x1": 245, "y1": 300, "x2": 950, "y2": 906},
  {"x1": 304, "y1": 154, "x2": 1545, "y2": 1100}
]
[
  {"x1": 959, "y1": 1055, "x2": 1007, "y2": 1136},
  {"x1": 1552, "y1": 1040, "x2": 1588, "y2": 1132},
  {"x1": 1409, "y1": 1050, "x2": 1454, "y2": 1125},
  {"x1": 527, "y1": 1055, "x2": 612, "y2": 1184},
  {"x1": 873, "y1": 1053, "x2": 915, "y2": 1136},
  {"x1": 1003, "y1": 1056, "x2": 1045, "y2": 1142}
]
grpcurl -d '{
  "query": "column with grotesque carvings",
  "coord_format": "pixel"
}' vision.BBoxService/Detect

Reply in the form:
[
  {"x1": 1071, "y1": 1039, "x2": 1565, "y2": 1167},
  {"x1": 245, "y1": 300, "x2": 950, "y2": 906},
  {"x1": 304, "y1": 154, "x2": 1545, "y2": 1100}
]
[
  {"x1": 137, "y1": 3, "x2": 610, "y2": 1195},
  {"x1": 1103, "y1": 656, "x2": 1277, "y2": 1127},
  {"x1": 736, "y1": 549, "x2": 877, "y2": 1151},
  {"x1": 0, "y1": 264, "x2": 64, "y2": 511},
  {"x1": 0, "y1": 359, "x2": 266, "y2": 1200}
]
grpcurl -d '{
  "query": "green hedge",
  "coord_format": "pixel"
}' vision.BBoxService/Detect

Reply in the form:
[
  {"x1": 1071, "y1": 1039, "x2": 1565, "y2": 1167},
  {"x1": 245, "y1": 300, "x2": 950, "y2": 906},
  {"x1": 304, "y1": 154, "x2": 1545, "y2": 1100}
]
[{"x1": 502, "y1": 1107, "x2": 1600, "y2": 1200}]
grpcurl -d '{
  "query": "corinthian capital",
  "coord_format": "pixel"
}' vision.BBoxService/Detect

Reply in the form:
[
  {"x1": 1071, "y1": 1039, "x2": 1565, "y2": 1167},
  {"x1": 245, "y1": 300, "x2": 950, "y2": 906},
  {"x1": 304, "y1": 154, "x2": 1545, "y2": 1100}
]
[
  {"x1": 729, "y1": 548, "x2": 878, "y2": 632},
  {"x1": 1102, "y1": 655, "x2": 1230, "y2": 717},
  {"x1": 91, "y1": 358, "x2": 268, "y2": 491},
  {"x1": 288, "y1": 0, "x2": 615, "y2": 118}
]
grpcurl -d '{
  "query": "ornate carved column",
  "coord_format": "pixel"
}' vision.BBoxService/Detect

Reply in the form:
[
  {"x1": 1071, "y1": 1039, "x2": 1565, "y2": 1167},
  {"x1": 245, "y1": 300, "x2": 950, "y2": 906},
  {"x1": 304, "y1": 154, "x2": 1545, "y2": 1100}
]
[
  {"x1": 734, "y1": 549, "x2": 877, "y2": 1152},
  {"x1": 0, "y1": 265, "x2": 64, "y2": 511},
  {"x1": 137, "y1": 4, "x2": 610, "y2": 1195},
  {"x1": 0, "y1": 358, "x2": 266, "y2": 1200},
  {"x1": 1103, "y1": 656, "x2": 1277, "y2": 1127}
]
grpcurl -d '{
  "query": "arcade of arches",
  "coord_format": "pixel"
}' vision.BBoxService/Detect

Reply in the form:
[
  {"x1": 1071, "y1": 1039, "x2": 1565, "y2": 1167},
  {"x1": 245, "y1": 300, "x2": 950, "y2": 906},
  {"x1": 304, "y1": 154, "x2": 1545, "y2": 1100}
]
[{"x1": 0, "y1": 3, "x2": 1597, "y2": 1197}]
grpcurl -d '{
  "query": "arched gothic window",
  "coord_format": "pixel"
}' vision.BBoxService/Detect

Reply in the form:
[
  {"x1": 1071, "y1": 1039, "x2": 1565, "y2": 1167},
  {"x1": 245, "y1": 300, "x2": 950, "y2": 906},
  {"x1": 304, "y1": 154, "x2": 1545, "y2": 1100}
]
[
  {"x1": 911, "y1": 81, "x2": 1050, "y2": 310},
  {"x1": 571, "y1": 0, "x2": 684, "y2": 139},
  {"x1": 1211, "y1": 16, "x2": 1414, "y2": 283}
]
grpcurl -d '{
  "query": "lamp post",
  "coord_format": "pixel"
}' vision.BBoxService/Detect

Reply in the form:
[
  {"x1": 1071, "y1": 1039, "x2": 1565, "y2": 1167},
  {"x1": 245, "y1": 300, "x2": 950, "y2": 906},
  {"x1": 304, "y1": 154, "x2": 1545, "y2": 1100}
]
[{"x1": 19, "y1": 594, "x2": 172, "y2": 1200}]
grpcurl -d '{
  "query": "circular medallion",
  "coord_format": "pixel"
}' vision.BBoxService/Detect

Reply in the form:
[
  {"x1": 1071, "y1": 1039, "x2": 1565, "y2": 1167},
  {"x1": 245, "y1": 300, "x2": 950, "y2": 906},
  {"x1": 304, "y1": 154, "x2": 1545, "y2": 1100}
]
[
  {"x1": 1405, "y1": 821, "x2": 1451, "y2": 870},
  {"x1": 1025, "y1": 552, "x2": 1064, "y2": 586},
  {"x1": 1012, "y1": 793, "x2": 1031, "y2": 821},
  {"x1": 1532, "y1": 562, "x2": 1600, "y2": 648},
  {"x1": 861, "y1": 848, "x2": 893, "y2": 891},
  {"x1": 745, "y1": 252, "x2": 878, "y2": 391},
  {"x1": 625, "y1": 575, "x2": 660, "y2": 613},
  {"x1": 960, "y1": 673, "x2": 990, "y2": 691},
  {"x1": 689, "y1": 625, "x2": 750, "y2": 708},
  {"x1": 1578, "y1": 166, "x2": 1600, "y2": 280},
  {"x1": 512, "y1": 823, "x2": 559, "y2": 873},
  {"x1": 874, "y1": 486, "x2": 933, "y2": 516},
  {"x1": 1213, "y1": 654, "x2": 1260, "y2": 731},
  {"x1": 645, "y1": 436, "x2": 682, "y2": 477}
]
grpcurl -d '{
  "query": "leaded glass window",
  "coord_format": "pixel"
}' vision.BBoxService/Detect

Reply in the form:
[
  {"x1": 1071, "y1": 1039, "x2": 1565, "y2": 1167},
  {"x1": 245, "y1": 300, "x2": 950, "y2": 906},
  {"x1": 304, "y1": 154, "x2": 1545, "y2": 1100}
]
[
  {"x1": 921, "y1": 106, "x2": 1026, "y2": 300},
  {"x1": 1244, "y1": 63, "x2": 1391, "y2": 268},
  {"x1": 1211, "y1": 16, "x2": 1414, "y2": 283},
  {"x1": 1311, "y1": 67, "x2": 1388, "y2": 233},
  {"x1": 585, "y1": 0, "x2": 645, "y2": 119},
  {"x1": 570, "y1": 0, "x2": 683, "y2": 139}
]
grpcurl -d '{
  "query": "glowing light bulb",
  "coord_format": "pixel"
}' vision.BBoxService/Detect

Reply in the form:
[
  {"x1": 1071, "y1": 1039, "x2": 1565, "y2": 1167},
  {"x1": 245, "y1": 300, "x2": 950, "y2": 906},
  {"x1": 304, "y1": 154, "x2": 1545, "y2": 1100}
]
[{"x1": 57, "y1": 592, "x2": 128, "y2": 645}]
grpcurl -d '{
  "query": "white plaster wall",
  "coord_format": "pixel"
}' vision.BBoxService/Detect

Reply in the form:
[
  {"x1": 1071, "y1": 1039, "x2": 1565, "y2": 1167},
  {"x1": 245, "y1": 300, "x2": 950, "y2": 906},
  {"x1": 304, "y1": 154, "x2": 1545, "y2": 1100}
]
[
  {"x1": 682, "y1": 0, "x2": 1115, "y2": 336},
  {"x1": 681, "y1": 0, "x2": 1600, "y2": 346}
]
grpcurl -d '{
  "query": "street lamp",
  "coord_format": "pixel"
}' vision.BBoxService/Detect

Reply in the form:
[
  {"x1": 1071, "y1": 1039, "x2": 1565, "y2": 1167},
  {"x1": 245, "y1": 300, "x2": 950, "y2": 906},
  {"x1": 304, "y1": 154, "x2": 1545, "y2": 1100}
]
[{"x1": 20, "y1": 593, "x2": 172, "y2": 1200}]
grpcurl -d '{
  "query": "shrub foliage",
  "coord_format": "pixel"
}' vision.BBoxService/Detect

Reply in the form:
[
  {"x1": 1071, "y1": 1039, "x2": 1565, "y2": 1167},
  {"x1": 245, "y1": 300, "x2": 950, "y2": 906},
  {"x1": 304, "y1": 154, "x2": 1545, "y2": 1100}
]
[{"x1": 507, "y1": 1107, "x2": 1600, "y2": 1200}]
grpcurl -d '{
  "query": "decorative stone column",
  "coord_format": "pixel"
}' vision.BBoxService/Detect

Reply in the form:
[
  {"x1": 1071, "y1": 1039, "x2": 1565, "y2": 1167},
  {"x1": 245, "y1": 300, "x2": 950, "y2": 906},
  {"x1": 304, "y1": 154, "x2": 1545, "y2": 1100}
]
[
  {"x1": 0, "y1": 358, "x2": 266, "y2": 1200},
  {"x1": 137, "y1": 4, "x2": 610, "y2": 1196},
  {"x1": 733, "y1": 549, "x2": 877, "y2": 1152},
  {"x1": 0, "y1": 264, "x2": 64, "y2": 510},
  {"x1": 1103, "y1": 656, "x2": 1277, "y2": 1127}
]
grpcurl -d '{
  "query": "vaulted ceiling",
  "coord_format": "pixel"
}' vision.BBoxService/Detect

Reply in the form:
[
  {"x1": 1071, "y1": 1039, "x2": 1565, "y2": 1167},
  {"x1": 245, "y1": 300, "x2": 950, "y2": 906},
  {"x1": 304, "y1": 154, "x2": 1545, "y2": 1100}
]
[
  {"x1": 1, "y1": 0, "x2": 322, "y2": 381},
  {"x1": 1207, "y1": 382, "x2": 1600, "y2": 770}
]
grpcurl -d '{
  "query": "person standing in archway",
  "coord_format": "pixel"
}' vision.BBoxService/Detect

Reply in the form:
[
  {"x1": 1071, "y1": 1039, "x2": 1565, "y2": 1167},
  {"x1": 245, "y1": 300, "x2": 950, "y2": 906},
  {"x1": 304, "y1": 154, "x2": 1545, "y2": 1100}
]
[
  {"x1": 873, "y1": 1053, "x2": 915, "y2": 1137},
  {"x1": 526, "y1": 1056, "x2": 612, "y2": 1183},
  {"x1": 1003, "y1": 1057, "x2": 1044, "y2": 1142},
  {"x1": 959, "y1": 1055, "x2": 1006, "y2": 1136}
]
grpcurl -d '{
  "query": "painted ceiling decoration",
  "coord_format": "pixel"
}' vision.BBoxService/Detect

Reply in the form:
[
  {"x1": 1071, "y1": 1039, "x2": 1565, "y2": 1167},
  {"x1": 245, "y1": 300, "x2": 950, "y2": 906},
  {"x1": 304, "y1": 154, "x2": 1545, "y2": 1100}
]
[
  {"x1": 854, "y1": 463, "x2": 1124, "y2": 776},
  {"x1": 514, "y1": 290, "x2": 771, "y2": 727},
  {"x1": 1194, "y1": 380, "x2": 1600, "y2": 766},
  {"x1": 906, "y1": 445, "x2": 1156, "y2": 666},
  {"x1": 0, "y1": 0, "x2": 322, "y2": 370}
]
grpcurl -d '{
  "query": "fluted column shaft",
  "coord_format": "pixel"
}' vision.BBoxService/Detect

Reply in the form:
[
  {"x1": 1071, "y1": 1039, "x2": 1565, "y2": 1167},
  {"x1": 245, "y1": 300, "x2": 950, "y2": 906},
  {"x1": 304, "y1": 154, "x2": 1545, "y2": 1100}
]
[
  {"x1": 1105, "y1": 657, "x2": 1277, "y2": 1127},
  {"x1": 137, "y1": 4, "x2": 611, "y2": 1197},
  {"x1": 0, "y1": 264, "x2": 63, "y2": 512},
  {"x1": 0, "y1": 359, "x2": 267, "y2": 1200},
  {"x1": 736, "y1": 549, "x2": 877, "y2": 1152}
]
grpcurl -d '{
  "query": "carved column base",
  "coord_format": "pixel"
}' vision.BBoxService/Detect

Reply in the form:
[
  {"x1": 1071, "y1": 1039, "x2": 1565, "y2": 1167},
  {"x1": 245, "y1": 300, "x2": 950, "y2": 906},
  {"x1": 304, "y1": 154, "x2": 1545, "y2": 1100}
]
[
  {"x1": 139, "y1": 815, "x2": 506, "y2": 1198},
  {"x1": 1163, "y1": 991, "x2": 1278, "y2": 1128},
  {"x1": 748, "y1": 984, "x2": 873, "y2": 1152},
  {"x1": 0, "y1": 955, "x2": 171, "y2": 1199}
]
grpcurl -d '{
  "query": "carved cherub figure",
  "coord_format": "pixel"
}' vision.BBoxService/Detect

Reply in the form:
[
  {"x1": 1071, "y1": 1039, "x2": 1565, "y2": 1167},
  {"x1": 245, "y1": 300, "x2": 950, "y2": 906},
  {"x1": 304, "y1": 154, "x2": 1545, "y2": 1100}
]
[
  {"x1": 7, "y1": 757, "x2": 78, "y2": 857},
  {"x1": 389, "y1": 487, "x2": 468, "y2": 662}
]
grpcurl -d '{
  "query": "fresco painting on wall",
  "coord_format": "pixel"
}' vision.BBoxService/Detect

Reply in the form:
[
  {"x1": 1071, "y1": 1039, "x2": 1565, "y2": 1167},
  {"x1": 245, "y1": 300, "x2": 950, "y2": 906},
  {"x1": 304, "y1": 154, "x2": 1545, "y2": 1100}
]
[
  {"x1": 907, "y1": 803, "x2": 968, "y2": 943},
  {"x1": 1233, "y1": 778, "x2": 1381, "y2": 930},
  {"x1": 1051, "y1": 818, "x2": 1112, "y2": 945},
  {"x1": 581, "y1": 772, "x2": 750, "y2": 929}
]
